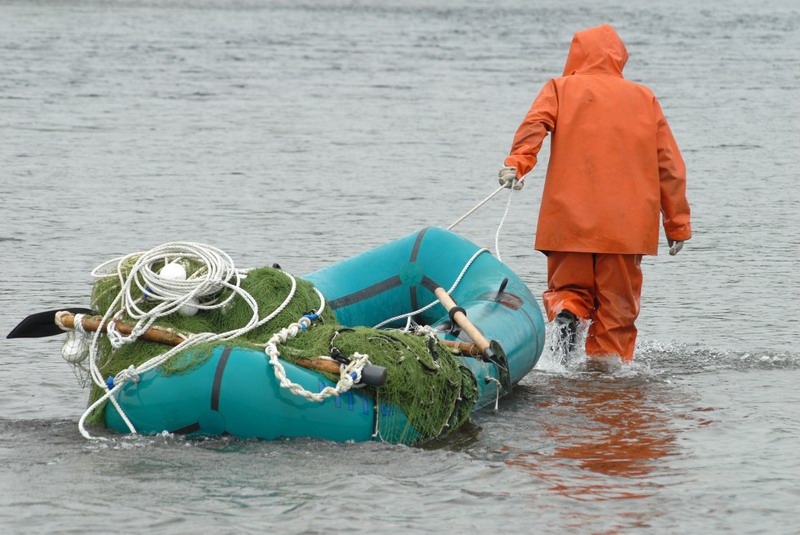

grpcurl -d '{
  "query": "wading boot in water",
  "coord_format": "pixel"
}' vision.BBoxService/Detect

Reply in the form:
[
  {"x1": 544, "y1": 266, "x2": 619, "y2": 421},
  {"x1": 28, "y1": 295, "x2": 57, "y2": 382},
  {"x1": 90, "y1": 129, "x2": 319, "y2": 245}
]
[{"x1": 554, "y1": 309, "x2": 578, "y2": 360}]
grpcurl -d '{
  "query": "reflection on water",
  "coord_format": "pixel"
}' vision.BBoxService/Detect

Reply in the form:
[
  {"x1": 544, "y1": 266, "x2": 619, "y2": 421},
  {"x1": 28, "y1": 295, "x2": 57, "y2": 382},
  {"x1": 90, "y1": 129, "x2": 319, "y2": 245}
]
[{"x1": 504, "y1": 373, "x2": 680, "y2": 504}]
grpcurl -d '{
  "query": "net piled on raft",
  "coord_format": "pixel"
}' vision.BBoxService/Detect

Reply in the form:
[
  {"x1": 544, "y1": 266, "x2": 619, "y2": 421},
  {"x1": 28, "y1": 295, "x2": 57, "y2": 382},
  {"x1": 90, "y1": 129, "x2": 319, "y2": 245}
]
[{"x1": 79, "y1": 252, "x2": 478, "y2": 445}]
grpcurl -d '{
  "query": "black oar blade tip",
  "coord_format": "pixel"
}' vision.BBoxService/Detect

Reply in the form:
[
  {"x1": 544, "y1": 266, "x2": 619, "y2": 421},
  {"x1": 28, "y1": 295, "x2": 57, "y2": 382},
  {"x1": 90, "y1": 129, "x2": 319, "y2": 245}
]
[{"x1": 6, "y1": 307, "x2": 93, "y2": 339}]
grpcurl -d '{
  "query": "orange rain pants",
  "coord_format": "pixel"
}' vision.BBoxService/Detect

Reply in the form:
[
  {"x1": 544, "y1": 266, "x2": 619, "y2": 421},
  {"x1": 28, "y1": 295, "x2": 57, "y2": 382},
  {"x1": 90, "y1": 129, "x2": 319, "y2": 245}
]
[{"x1": 543, "y1": 252, "x2": 643, "y2": 361}]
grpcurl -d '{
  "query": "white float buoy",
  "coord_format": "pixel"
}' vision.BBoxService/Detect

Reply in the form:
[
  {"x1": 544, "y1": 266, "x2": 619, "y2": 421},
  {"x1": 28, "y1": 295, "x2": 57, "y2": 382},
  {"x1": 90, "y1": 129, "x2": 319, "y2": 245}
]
[
  {"x1": 159, "y1": 262, "x2": 187, "y2": 281},
  {"x1": 159, "y1": 262, "x2": 199, "y2": 316},
  {"x1": 62, "y1": 332, "x2": 89, "y2": 364},
  {"x1": 179, "y1": 301, "x2": 199, "y2": 317}
]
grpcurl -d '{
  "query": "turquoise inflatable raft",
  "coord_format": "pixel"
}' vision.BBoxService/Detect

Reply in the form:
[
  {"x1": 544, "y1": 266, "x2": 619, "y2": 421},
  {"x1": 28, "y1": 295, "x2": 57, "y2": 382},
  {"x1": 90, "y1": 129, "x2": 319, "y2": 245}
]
[{"x1": 103, "y1": 228, "x2": 545, "y2": 443}]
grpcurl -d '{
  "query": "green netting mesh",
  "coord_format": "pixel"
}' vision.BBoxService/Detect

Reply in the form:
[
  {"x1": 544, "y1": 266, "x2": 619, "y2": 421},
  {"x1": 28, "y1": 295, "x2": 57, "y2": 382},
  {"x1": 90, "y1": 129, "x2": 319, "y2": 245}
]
[{"x1": 85, "y1": 262, "x2": 477, "y2": 444}]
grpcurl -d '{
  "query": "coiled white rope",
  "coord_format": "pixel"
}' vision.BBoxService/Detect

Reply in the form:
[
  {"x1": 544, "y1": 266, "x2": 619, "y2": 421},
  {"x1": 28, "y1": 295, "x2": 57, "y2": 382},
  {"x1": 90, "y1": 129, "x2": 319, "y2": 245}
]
[
  {"x1": 92, "y1": 243, "x2": 245, "y2": 350},
  {"x1": 77, "y1": 242, "x2": 317, "y2": 440}
]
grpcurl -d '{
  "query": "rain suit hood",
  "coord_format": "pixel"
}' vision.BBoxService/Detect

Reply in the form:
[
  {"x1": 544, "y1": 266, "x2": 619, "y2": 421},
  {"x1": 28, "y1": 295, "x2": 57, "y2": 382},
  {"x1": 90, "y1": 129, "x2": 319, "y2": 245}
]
[{"x1": 562, "y1": 24, "x2": 628, "y2": 77}]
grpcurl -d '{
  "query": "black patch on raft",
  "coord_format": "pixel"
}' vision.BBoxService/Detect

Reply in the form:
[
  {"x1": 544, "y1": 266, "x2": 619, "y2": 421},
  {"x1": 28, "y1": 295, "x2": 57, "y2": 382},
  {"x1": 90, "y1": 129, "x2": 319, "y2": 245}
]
[
  {"x1": 211, "y1": 346, "x2": 233, "y2": 411},
  {"x1": 173, "y1": 422, "x2": 201, "y2": 435}
]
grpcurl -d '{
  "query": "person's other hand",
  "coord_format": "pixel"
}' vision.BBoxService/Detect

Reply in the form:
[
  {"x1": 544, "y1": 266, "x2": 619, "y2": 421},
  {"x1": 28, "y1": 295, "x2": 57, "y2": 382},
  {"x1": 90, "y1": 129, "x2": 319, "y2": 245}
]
[
  {"x1": 498, "y1": 166, "x2": 523, "y2": 190},
  {"x1": 668, "y1": 239, "x2": 684, "y2": 256}
]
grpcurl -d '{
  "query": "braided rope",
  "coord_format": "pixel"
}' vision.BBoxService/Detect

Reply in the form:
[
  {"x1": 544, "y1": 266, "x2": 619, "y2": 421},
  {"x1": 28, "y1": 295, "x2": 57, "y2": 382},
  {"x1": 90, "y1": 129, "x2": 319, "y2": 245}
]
[
  {"x1": 263, "y1": 287, "x2": 373, "y2": 402},
  {"x1": 494, "y1": 183, "x2": 517, "y2": 263}
]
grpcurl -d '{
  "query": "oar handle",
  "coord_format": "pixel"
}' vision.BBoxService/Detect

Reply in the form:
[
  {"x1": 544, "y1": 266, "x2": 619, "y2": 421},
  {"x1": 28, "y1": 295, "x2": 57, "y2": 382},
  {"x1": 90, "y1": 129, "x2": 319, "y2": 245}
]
[
  {"x1": 56, "y1": 312, "x2": 343, "y2": 376},
  {"x1": 294, "y1": 358, "x2": 349, "y2": 375},
  {"x1": 433, "y1": 288, "x2": 490, "y2": 352}
]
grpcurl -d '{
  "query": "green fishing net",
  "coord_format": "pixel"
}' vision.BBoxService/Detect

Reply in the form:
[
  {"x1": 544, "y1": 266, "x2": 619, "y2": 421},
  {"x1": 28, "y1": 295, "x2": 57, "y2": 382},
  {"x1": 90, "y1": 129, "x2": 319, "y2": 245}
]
[{"x1": 84, "y1": 262, "x2": 477, "y2": 444}]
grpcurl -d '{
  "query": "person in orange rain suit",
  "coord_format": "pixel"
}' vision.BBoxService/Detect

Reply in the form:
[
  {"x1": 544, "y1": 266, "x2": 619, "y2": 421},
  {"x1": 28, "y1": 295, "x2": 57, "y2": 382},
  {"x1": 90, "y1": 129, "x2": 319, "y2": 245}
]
[{"x1": 498, "y1": 24, "x2": 691, "y2": 362}]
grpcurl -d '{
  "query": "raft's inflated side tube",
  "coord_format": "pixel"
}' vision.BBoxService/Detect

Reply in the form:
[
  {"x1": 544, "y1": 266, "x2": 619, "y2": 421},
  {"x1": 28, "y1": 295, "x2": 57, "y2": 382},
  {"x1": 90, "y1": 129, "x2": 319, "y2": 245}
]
[
  {"x1": 105, "y1": 345, "x2": 409, "y2": 441},
  {"x1": 304, "y1": 227, "x2": 545, "y2": 409},
  {"x1": 105, "y1": 228, "x2": 544, "y2": 441}
]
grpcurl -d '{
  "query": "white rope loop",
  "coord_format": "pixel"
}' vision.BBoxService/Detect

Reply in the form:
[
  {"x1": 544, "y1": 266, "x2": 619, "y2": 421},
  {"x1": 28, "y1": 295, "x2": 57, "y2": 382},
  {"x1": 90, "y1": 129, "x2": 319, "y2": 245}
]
[
  {"x1": 485, "y1": 376, "x2": 502, "y2": 410},
  {"x1": 446, "y1": 178, "x2": 521, "y2": 262},
  {"x1": 263, "y1": 305, "x2": 371, "y2": 403}
]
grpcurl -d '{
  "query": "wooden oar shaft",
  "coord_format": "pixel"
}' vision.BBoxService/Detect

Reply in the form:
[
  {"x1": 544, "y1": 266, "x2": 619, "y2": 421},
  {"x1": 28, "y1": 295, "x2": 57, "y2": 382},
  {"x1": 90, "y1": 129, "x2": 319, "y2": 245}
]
[
  {"x1": 294, "y1": 358, "x2": 343, "y2": 375},
  {"x1": 59, "y1": 312, "x2": 186, "y2": 346},
  {"x1": 56, "y1": 312, "x2": 342, "y2": 375},
  {"x1": 439, "y1": 339, "x2": 482, "y2": 356},
  {"x1": 57, "y1": 313, "x2": 480, "y2": 375},
  {"x1": 433, "y1": 288, "x2": 490, "y2": 352}
]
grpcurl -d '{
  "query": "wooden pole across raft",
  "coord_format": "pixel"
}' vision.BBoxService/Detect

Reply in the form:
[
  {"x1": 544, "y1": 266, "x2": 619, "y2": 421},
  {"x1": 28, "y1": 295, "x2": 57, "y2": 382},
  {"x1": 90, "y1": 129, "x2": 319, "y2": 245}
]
[
  {"x1": 55, "y1": 311, "x2": 482, "y2": 374},
  {"x1": 433, "y1": 288, "x2": 491, "y2": 352},
  {"x1": 56, "y1": 311, "x2": 345, "y2": 375},
  {"x1": 433, "y1": 287, "x2": 512, "y2": 392}
]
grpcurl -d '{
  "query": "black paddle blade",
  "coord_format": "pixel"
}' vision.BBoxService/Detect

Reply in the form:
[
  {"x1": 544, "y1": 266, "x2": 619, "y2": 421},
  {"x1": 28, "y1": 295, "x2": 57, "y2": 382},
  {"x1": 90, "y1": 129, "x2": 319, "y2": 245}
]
[{"x1": 6, "y1": 308, "x2": 94, "y2": 339}]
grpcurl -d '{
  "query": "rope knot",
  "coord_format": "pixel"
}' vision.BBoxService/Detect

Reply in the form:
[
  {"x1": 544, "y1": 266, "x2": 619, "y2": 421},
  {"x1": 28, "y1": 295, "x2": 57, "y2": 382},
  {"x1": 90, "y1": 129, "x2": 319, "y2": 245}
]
[
  {"x1": 414, "y1": 325, "x2": 438, "y2": 338},
  {"x1": 115, "y1": 365, "x2": 140, "y2": 385}
]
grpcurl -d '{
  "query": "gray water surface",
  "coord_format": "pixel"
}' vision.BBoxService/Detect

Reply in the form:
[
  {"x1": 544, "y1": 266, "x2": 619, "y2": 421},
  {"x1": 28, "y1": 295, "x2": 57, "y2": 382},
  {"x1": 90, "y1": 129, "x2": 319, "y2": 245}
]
[{"x1": 1, "y1": 1, "x2": 799, "y2": 533}]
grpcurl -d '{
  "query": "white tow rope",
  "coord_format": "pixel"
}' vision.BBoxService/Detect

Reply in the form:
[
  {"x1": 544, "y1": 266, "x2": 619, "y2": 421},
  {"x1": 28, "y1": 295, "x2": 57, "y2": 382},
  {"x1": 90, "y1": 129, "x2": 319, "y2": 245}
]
[
  {"x1": 375, "y1": 180, "x2": 521, "y2": 331},
  {"x1": 447, "y1": 180, "x2": 520, "y2": 263},
  {"x1": 446, "y1": 185, "x2": 507, "y2": 231}
]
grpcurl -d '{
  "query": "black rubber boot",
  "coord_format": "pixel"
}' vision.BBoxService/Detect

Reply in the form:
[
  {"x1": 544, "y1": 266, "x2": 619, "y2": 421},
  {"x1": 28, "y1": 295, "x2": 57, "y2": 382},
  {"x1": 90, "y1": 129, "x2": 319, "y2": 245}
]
[{"x1": 554, "y1": 309, "x2": 578, "y2": 357}]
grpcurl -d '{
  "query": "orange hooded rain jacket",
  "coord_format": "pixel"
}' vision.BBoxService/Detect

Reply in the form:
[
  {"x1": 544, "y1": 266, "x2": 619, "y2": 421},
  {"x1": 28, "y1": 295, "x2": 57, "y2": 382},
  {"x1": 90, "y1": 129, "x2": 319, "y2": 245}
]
[{"x1": 505, "y1": 24, "x2": 692, "y2": 255}]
